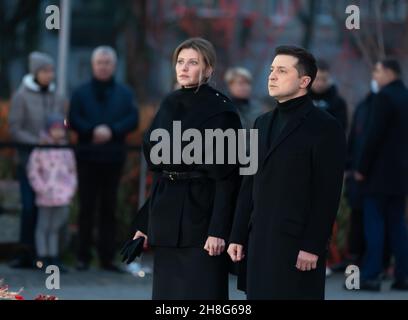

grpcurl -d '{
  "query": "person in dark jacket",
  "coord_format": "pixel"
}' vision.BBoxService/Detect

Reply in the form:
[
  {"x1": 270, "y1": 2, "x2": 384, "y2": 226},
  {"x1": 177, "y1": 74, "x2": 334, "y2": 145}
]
[
  {"x1": 355, "y1": 59, "x2": 408, "y2": 291},
  {"x1": 228, "y1": 46, "x2": 346, "y2": 300},
  {"x1": 224, "y1": 67, "x2": 264, "y2": 131},
  {"x1": 68, "y1": 46, "x2": 138, "y2": 272},
  {"x1": 310, "y1": 59, "x2": 348, "y2": 131},
  {"x1": 224, "y1": 67, "x2": 264, "y2": 155},
  {"x1": 132, "y1": 38, "x2": 242, "y2": 300},
  {"x1": 344, "y1": 85, "x2": 377, "y2": 267}
]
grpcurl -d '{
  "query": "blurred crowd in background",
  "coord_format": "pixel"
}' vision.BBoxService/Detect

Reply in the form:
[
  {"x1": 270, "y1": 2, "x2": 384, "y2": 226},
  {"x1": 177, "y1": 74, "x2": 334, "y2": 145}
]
[{"x1": 0, "y1": 0, "x2": 407, "y2": 293}]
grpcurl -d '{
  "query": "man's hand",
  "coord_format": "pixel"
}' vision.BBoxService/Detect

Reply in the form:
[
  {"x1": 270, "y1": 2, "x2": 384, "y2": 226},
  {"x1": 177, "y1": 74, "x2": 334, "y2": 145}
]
[
  {"x1": 204, "y1": 236, "x2": 225, "y2": 256},
  {"x1": 227, "y1": 243, "x2": 245, "y2": 262},
  {"x1": 296, "y1": 250, "x2": 318, "y2": 271},
  {"x1": 93, "y1": 124, "x2": 112, "y2": 144},
  {"x1": 354, "y1": 171, "x2": 365, "y2": 182}
]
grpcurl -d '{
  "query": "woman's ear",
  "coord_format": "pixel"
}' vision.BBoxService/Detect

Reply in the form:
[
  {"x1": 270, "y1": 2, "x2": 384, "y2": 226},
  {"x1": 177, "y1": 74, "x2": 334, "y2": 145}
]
[{"x1": 205, "y1": 66, "x2": 214, "y2": 79}]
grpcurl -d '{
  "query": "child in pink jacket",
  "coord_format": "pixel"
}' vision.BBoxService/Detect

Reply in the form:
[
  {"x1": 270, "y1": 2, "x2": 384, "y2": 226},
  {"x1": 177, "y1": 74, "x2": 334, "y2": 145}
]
[{"x1": 27, "y1": 113, "x2": 77, "y2": 272}]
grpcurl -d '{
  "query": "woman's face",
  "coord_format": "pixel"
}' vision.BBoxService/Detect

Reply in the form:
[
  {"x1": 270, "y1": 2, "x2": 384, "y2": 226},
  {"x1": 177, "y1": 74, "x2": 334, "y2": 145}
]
[
  {"x1": 175, "y1": 48, "x2": 211, "y2": 88},
  {"x1": 36, "y1": 66, "x2": 55, "y2": 86},
  {"x1": 228, "y1": 75, "x2": 252, "y2": 99}
]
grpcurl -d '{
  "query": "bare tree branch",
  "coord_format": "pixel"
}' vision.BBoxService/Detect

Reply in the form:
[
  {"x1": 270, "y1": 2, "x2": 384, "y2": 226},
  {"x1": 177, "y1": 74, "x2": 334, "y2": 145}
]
[{"x1": 374, "y1": 0, "x2": 386, "y2": 59}]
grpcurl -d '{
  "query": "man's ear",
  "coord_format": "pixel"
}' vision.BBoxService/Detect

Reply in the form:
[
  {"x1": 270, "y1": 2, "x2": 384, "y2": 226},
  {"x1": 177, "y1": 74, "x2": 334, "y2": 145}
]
[{"x1": 300, "y1": 76, "x2": 312, "y2": 89}]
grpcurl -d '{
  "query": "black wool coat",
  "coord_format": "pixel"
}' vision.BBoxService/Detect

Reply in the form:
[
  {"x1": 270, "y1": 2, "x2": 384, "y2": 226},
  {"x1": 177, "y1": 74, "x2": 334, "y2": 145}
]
[
  {"x1": 229, "y1": 96, "x2": 346, "y2": 299},
  {"x1": 134, "y1": 84, "x2": 243, "y2": 248},
  {"x1": 357, "y1": 80, "x2": 408, "y2": 196}
]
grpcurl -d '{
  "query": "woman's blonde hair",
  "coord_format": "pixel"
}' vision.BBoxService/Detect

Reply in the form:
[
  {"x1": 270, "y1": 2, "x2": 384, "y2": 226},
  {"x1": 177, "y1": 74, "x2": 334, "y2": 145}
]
[{"x1": 172, "y1": 37, "x2": 216, "y2": 86}]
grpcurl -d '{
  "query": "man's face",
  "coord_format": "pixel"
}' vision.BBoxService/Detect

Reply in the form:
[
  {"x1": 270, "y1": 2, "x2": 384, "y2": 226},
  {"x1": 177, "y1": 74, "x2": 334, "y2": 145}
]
[
  {"x1": 268, "y1": 55, "x2": 310, "y2": 102},
  {"x1": 311, "y1": 70, "x2": 331, "y2": 94},
  {"x1": 372, "y1": 62, "x2": 393, "y2": 89},
  {"x1": 92, "y1": 53, "x2": 116, "y2": 81},
  {"x1": 228, "y1": 75, "x2": 252, "y2": 99}
]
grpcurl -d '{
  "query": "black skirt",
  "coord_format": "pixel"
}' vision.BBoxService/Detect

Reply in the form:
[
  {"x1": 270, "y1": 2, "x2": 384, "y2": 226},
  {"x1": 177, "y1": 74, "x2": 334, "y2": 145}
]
[{"x1": 152, "y1": 247, "x2": 229, "y2": 300}]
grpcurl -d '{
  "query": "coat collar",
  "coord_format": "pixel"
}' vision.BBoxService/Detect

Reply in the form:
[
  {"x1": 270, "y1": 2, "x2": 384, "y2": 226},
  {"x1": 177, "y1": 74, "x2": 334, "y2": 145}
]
[
  {"x1": 261, "y1": 97, "x2": 314, "y2": 169},
  {"x1": 22, "y1": 74, "x2": 56, "y2": 93}
]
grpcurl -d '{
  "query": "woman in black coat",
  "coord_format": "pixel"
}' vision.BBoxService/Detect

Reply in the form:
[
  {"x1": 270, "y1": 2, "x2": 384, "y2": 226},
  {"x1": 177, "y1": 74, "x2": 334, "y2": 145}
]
[{"x1": 132, "y1": 38, "x2": 242, "y2": 300}]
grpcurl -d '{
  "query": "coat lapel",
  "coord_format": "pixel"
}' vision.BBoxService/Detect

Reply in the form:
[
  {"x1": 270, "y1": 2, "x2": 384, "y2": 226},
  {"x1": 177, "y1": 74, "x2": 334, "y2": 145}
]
[{"x1": 262, "y1": 101, "x2": 314, "y2": 169}]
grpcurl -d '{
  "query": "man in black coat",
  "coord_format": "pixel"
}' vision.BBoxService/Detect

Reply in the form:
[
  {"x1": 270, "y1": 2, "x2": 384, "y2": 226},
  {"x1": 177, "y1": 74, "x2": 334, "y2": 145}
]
[
  {"x1": 228, "y1": 46, "x2": 346, "y2": 299},
  {"x1": 344, "y1": 90, "x2": 376, "y2": 266},
  {"x1": 310, "y1": 59, "x2": 348, "y2": 131},
  {"x1": 68, "y1": 46, "x2": 138, "y2": 272},
  {"x1": 355, "y1": 59, "x2": 408, "y2": 291}
]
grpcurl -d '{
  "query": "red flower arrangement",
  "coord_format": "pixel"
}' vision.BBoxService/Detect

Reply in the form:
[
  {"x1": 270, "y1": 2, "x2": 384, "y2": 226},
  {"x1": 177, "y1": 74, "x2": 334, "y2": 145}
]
[{"x1": 0, "y1": 279, "x2": 58, "y2": 300}]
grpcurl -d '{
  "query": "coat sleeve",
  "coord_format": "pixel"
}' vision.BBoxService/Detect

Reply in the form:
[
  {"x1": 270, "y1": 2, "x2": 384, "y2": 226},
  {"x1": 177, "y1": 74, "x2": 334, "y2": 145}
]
[
  {"x1": 200, "y1": 112, "x2": 243, "y2": 241},
  {"x1": 357, "y1": 92, "x2": 392, "y2": 176},
  {"x1": 228, "y1": 173, "x2": 254, "y2": 245},
  {"x1": 8, "y1": 92, "x2": 39, "y2": 144},
  {"x1": 66, "y1": 150, "x2": 78, "y2": 199},
  {"x1": 68, "y1": 90, "x2": 94, "y2": 138},
  {"x1": 133, "y1": 197, "x2": 150, "y2": 234},
  {"x1": 132, "y1": 170, "x2": 160, "y2": 235},
  {"x1": 300, "y1": 119, "x2": 346, "y2": 256},
  {"x1": 27, "y1": 150, "x2": 47, "y2": 194},
  {"x1": 110, "y1": 91, "x2": 139, "y2": 138},
  {"x1": 227, "y1": 116, "x2": 260, "y2": 245},
  {"x1": 207, "y1": 168, "x2": 242, "y2": 240}
]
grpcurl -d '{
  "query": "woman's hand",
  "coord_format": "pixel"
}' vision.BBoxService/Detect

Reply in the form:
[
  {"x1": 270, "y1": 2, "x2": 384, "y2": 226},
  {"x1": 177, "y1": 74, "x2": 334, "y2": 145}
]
[
  {"x1": 133, "y1": 230, "x2": 149, "y2": 249},
  {"x1": 204, "y1": 236, "x2": 225, "y2": 256}
]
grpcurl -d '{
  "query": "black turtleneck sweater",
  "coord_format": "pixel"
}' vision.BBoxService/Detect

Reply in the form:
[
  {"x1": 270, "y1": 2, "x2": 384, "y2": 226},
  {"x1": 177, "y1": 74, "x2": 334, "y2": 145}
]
[{"x1": 269, "y1": 94, "x2": 309, "y2": 146}]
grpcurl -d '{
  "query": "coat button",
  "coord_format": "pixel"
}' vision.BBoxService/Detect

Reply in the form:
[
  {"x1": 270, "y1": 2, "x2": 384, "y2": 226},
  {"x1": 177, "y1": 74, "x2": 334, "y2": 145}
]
[
  {"x1": 223, "y1": 100, "x2": 226, "y2": 103},
  {"x1": 216, "y1": 93, "x2": 219, "y2": 96}
]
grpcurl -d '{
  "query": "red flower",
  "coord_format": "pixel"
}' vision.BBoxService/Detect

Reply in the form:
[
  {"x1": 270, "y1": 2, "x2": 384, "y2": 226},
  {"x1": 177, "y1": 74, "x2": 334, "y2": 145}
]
[{"x1": 35, "y1": 294, "x2": 58, "y2": 300}]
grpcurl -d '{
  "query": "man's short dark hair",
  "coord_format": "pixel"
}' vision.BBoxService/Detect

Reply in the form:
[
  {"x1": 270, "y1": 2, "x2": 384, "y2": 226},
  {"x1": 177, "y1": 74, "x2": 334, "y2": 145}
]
[
  {"x1": 274, "y1": 45, "x2": 318, "y2": 89},
  {"x1": 316, "y1": 59, "x2": 330, "y2": 72},
  {"x1": 379, "y1": 58, "x2": 402, "y2": 77}
]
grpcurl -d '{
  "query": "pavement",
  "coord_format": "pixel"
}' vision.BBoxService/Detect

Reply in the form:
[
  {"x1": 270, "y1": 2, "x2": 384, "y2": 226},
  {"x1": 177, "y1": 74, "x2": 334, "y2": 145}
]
[{"x1": 1, "y1": 255, "x2": 407, "y2": 300}]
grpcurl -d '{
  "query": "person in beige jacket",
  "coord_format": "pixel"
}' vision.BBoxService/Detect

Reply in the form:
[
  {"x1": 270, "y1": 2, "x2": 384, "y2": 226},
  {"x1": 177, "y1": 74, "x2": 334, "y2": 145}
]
[{"x1": 8, "y1": 51, "x2": 65, "y2": 268}]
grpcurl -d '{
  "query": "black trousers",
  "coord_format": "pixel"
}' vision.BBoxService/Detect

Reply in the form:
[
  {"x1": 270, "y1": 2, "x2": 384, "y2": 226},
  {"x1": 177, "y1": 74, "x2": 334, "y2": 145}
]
[
  {"x1": 17, "y1": 163, "x2": 38, "y2": 260},
  {"x1": 77, "y1": 160, "x2": 123, "y2": 266}
]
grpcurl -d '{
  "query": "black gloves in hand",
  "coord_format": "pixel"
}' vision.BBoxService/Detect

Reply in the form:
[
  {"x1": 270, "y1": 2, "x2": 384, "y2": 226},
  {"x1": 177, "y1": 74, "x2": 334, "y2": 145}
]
[{"x1": 120, "y1": 237, "x2": 145, "y2": 264}]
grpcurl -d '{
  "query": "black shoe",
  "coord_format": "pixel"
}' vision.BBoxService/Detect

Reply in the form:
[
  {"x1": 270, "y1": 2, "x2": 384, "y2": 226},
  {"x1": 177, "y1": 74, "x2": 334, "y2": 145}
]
[
  {"x1": 76, "y1": 261, "x2": 90, "y2": 271},
  {"x1": 360, "y1": 279, "x2": 381, "y2": 291},
  {"x1": 100, "y1": 263, "x2": 125, "y2": 274},
  {"x1": 9, "y1": 257, "x2": 35, "y2": 269},
  {"x1": 391, "y1": 279, "x2": 408, "y2": 291}
]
